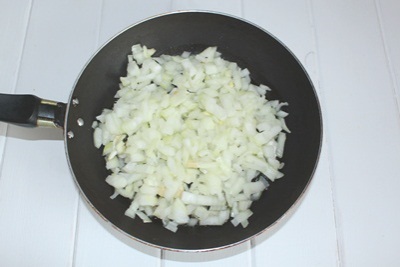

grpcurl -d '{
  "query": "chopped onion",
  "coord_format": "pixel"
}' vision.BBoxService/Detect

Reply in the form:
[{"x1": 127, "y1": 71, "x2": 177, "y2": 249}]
[{"x1": 93, "y1": 44, "x2": 289, "y2": 232}]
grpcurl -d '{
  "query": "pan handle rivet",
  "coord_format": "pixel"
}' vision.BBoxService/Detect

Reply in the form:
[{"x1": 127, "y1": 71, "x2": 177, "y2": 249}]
[
  {"x1": 72, "y1": 98, "x2": 79, "y2": 106},
  {"x1": 67, "y1": 131, "x2": 74, "y2": 139},
  {"x1": 77, "y1": 118, "x2": 84, "y2": 126}
]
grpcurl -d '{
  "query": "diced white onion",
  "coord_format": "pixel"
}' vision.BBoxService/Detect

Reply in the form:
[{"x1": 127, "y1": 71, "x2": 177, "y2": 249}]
[{"x1": 93, "y1": 44, "x2": 289, "y2": 232}]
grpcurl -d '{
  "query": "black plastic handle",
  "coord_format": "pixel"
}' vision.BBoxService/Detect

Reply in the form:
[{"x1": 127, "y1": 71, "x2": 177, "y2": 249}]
[{"x1": 0, "y1": 94, "x2": 66, "y2": 128}]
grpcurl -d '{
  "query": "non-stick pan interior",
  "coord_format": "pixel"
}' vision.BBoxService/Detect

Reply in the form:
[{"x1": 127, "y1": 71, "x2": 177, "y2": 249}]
[{"x1": 65, "y1": 11, "x2": 322, "y2": 251}]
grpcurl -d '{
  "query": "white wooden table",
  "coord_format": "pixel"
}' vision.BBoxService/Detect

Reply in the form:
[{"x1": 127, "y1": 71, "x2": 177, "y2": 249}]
[{"x1": 1, "y1": 1, "x2": 399, "y2": 266}]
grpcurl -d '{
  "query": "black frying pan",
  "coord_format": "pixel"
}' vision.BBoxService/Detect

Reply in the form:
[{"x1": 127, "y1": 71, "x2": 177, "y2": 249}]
[{"x1": 0, "y1": 11, "x2": 322, "y2": 252}]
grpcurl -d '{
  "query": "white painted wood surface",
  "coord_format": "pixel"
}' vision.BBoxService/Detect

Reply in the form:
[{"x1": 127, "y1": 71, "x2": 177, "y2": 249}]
[{"x1": 0, "y1": 1, "x2": 399, "y2": 266}]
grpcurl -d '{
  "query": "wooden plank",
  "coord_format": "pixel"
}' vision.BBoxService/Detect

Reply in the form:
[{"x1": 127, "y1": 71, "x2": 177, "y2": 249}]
[
  {"x1": 0, "y1": 2, "x2": 31, "y2": 93},
  {"x1": 0, "y1": 0, "x2": 101, "y2": 266},
  {"x1": 0, "y1": 135, "x2": 75, "y2": 266},
  {"x1": 377, "y1": 0, "x2": 400, "y2": 112},
  {"x1": 312, "y1": 0, "x2": 400, "y2": 265},
  {"x1": 0, "y1": 1, "x2": 32, "y2": 169},
  {"x1": 243, "y1": 1, "x2": 339, "y2": 266}
]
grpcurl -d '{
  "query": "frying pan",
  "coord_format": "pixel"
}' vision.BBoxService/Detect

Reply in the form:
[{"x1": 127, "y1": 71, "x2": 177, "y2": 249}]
[{"x1": 0, "y1": 11, "x2": 322, "y2": 252}]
